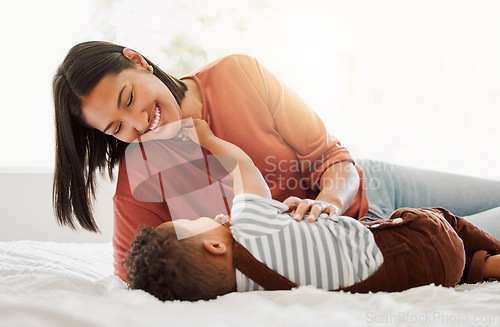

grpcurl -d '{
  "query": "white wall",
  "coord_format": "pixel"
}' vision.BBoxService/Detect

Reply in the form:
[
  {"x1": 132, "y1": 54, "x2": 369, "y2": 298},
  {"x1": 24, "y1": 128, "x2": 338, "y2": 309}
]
[{"x1": 0, "y1": 170, "x2": 114, "y2": 242}]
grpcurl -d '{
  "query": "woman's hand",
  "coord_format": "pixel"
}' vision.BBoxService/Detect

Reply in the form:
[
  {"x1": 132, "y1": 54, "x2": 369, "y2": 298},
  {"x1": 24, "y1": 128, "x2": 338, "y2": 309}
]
[{"x1": 283, "y1": 196, "x2": 339, "y2": 222}]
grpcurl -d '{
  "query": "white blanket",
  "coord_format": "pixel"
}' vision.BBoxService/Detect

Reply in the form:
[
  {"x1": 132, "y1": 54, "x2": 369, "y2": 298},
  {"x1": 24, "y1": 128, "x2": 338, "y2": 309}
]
[{"x1": 1, "y1": 241, "x2": 499, "y2": 327}]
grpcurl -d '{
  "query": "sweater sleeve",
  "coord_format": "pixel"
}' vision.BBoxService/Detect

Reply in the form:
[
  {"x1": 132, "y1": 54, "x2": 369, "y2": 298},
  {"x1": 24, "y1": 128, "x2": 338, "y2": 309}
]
[{"x1": 246, "y1": 56, "x2": 355, "y2": 192}]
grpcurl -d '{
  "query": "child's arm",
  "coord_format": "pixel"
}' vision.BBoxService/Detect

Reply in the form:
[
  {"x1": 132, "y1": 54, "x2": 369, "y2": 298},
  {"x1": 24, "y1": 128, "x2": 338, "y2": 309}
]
[
  {"x1": 483, "y1": 254, "x2": 500, "y2": 280},
  {"x1": 189, "y1": 119, "x2": 271, "y2": 199}
]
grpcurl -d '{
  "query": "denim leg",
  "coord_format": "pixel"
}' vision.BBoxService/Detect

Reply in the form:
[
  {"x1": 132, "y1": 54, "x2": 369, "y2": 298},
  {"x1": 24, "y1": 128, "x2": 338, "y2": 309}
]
[
  {"x1": 463, "y1": 207, "x2": 500, "y2": 240},
  {"x1": 357, "y1": 159, "x2": 500, "y2": 225}
]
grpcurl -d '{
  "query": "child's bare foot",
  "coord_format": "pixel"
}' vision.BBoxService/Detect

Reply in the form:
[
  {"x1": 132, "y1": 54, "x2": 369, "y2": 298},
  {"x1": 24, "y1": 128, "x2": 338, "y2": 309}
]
[{"x1": 483, "y1": 254, "x2": 500, "y2": 280}]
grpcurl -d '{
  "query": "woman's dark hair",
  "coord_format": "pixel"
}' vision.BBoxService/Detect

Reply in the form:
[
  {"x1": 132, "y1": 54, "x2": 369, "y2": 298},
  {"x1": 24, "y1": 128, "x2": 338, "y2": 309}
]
[
  {"x1": 124, "y1": 225, "x2": 233, "y2": 301},
  {"x1": 53, "y1": 41, "x2": 187, "y2": 232}
]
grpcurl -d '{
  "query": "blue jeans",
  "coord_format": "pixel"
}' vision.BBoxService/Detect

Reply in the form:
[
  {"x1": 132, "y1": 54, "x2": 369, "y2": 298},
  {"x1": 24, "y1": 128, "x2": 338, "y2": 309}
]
[{"x1": 357, "y1": 159, "x2": 500, "y2": 239}]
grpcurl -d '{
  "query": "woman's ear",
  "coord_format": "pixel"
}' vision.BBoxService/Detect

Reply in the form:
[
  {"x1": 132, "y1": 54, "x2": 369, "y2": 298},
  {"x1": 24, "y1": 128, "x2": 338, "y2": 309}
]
[
  {"x1": 203, "y1": 240, "x2": 228, "y2": 255},
  {"x1": 122, "y1": 48, "x2": 149, "y2": 69}
]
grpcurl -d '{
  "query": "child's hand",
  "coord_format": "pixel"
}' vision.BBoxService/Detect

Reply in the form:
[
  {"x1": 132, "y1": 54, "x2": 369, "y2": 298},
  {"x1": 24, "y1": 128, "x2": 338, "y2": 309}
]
[{"x1": 179, "y1": 118, "x2": 215, "y2": 147}]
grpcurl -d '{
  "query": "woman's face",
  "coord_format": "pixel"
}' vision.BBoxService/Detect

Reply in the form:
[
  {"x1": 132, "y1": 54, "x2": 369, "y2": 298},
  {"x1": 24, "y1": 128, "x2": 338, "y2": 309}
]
[{"x1": 81, "y1": 65, "x2": 182, "y2": 143}]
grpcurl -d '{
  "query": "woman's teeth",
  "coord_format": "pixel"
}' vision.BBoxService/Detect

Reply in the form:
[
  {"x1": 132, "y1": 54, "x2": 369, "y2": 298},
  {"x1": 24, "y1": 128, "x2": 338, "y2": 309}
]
[{"x1": 149, "y1": 105, "x2": 161, "y2": 131}]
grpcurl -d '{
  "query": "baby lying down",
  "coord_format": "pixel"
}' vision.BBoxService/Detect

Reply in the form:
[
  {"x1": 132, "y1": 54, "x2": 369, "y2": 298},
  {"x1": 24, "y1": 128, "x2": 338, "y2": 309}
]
[{"x1": 124, "y1": 120, "x2": 500, "y2": 301}]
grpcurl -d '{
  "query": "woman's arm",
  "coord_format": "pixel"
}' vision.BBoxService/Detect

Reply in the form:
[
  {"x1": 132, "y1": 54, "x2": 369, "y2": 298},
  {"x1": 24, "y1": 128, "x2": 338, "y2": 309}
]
[
  {"x1": 316, "y1": 161, "x2": 359, "y2": 215},
  {"x1": 249, "y1": 57, "x2": 360, "y2": 220}
]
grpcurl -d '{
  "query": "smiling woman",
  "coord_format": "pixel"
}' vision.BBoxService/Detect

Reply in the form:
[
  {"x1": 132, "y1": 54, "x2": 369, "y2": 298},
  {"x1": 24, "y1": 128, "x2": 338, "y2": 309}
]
[{"x1": 53, "y1": 41, "x2": 188, "y2": 231}]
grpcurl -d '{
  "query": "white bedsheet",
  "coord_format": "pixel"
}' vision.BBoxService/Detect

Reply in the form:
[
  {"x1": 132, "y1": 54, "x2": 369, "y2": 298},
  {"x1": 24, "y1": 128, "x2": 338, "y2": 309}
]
[{"x1": 1, "y1": 241, "x2": 499, "y2": 327}]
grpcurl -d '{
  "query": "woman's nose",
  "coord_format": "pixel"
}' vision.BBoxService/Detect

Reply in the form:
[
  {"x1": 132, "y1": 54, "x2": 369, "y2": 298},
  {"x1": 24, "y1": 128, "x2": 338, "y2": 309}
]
[
  {"x1": 121, "y1": 111, "x2": 149, "y2": 142},
  {"x1": 128, "y1": 110, "x2": 149, "y2": 131}
]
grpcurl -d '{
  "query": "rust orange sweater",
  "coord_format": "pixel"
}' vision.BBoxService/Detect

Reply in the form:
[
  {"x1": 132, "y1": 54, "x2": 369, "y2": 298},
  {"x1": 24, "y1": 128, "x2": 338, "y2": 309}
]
[{"x1": 113, "y1": 55, "x2": 369, "y2": 281}]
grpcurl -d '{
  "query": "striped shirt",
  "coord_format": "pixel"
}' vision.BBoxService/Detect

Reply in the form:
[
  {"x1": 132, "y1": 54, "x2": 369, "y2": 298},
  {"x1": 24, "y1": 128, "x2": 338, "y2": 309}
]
[{"x1": 230, "y1": 194, "x2": 384, "y2": 291}]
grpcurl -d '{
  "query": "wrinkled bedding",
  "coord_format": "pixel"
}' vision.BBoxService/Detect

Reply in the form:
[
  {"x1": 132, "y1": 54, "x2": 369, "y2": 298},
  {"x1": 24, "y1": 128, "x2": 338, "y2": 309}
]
[{"x1": 1, "y1": 241, "x2": 499, "y2": 327}]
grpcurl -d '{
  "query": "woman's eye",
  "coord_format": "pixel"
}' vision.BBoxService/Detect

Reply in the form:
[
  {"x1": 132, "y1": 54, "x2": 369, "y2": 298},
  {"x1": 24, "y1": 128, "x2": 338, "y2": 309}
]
[
  {"x1": 127, "y1": 91, "x2": 134, "y2": 107},
  {"x1": 114, "y1": 121, "x2": 123, "y2": 135}
]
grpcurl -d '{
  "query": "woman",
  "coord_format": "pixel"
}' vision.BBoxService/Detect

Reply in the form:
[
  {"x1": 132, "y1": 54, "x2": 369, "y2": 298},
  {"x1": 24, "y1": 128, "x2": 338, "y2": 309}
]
[{"x1": 53, "y1": 41, "x2": 500, "y2": 281}]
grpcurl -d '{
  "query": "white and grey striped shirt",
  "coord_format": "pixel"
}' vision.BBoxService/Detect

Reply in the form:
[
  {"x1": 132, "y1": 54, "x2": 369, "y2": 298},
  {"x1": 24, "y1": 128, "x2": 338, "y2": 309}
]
[{"x1": 230, "y1": 194, "x2": 384, "y2": 291}]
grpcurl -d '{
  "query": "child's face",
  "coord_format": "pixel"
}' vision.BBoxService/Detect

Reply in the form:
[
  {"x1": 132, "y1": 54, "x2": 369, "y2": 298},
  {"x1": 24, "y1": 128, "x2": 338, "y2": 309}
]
[{"x1": 156, "y1": 216, "x2": 230, "y2": 240}]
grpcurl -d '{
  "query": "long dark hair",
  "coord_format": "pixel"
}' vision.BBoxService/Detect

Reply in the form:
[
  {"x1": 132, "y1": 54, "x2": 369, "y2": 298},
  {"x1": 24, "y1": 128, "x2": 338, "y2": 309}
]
[{"x1": 53, "y1": 41, "x2": 187, "y2": 232}]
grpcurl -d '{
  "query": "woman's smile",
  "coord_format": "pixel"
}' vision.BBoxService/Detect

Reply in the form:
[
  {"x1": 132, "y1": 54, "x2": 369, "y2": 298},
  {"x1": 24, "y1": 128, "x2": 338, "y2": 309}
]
[{"x1": 147, "y1": 103, "x2": 162, "y2": 132}]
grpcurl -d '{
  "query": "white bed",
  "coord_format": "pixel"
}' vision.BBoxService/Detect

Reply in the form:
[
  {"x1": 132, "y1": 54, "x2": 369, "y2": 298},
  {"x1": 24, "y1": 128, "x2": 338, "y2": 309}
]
[{"x1": 1, "y1": 241, "x2": 499, "y2": 327}]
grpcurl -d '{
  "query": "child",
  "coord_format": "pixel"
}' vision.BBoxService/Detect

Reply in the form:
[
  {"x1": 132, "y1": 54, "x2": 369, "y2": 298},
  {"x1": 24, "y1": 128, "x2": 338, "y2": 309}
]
[{"x1": 124, "y1": 119, "x2": 500, "y2": 301}]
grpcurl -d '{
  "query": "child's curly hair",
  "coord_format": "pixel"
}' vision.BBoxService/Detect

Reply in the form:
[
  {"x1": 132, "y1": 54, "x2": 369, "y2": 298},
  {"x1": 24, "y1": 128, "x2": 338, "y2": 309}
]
[{"x1": 123, "y1": 224, "x2": 232, "y2": 301}]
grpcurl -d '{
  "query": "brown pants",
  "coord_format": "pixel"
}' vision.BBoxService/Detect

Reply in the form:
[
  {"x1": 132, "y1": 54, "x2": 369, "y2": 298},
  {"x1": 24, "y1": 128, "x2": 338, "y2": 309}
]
[{"x1": 343, "y1": 207, "x2": 500, "y2": 293}]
